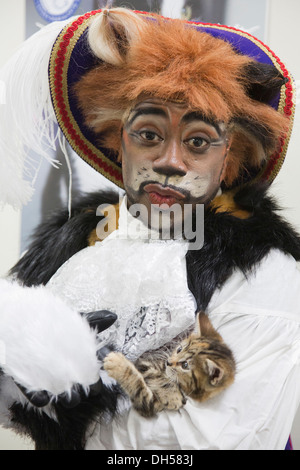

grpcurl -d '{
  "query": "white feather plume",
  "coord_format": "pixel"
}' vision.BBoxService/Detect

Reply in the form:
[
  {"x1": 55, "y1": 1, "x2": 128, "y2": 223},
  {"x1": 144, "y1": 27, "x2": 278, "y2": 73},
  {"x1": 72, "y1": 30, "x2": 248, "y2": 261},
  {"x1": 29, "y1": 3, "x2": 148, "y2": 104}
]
[{"x1": 0, "y1": 19, "x2": 73, "y2": 209}]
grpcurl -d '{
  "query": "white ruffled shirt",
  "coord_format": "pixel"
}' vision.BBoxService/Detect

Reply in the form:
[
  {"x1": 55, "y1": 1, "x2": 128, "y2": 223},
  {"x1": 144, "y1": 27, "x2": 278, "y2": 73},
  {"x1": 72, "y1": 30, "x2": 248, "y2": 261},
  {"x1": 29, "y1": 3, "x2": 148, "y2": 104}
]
[
  {"x1": 85, "y1": 249, "x2": 300, "y2": 450},
  {"x1": 48, "y1": 200, "x2": 300, "y2": 450},
  {"x1": 47, "y1": 198, "x2": 196, "y2": 361}
]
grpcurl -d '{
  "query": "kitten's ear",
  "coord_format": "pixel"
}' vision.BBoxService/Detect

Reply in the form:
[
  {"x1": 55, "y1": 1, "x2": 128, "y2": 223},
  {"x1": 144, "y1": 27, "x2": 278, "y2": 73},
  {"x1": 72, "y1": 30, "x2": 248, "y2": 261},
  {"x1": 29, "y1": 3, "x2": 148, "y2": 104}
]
[
  {"x1": 195, "y1": 312, "x2": 221, "y2": 340},
  {"x1": 205, "y1": 359, "x2": 224, "y2": 386}
]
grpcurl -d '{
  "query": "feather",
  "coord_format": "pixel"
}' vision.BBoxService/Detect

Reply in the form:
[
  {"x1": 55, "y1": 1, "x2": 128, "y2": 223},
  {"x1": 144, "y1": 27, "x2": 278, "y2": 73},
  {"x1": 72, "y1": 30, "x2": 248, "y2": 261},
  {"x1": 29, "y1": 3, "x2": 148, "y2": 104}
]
[{"x1": 0, "y1": 19, "x2": 72, "y2": 209}]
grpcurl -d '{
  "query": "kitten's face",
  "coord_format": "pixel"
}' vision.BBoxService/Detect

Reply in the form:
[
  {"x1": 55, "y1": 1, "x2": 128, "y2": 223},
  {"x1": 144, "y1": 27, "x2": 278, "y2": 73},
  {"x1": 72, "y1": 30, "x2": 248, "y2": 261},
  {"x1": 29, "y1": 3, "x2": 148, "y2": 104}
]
[{"x1": 166, "y1": 334, "x2": 235, "y2": 401}]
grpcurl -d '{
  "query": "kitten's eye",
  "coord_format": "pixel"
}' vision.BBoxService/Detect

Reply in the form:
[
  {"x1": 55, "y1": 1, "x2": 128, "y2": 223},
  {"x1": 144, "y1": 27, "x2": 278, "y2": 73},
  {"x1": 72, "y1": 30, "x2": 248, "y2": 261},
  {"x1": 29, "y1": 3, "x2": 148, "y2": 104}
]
[
  {"x1": 177, "y1": 346, "x2": 182, "y2": 353},
  {"x1": 181, "y1": 361, "x2": 189, "y2": 370}
]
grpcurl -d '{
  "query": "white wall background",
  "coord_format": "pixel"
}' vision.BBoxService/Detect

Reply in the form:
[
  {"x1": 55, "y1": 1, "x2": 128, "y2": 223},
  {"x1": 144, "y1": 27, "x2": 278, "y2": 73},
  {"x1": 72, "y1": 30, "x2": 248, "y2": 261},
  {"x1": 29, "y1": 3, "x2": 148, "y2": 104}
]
[{"x1": 0, "y1": 0, "x2": 299, "y2": 450}]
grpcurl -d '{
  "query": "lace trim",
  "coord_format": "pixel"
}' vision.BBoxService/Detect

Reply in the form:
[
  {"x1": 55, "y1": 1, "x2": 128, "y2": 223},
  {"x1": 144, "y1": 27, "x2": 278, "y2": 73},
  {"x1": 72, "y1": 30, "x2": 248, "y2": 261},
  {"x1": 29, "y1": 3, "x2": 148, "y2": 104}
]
[{"x1": 47, "y1": 200, "x2": 197, "y2": 361}]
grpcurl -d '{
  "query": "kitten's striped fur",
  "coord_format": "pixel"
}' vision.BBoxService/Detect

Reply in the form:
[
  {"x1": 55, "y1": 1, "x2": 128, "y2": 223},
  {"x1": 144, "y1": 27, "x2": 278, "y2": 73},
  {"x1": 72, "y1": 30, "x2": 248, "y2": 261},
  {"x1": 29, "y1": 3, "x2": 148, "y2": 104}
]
[{"x1": 104, "y1": 312, "x2": 236, "y2": 417}]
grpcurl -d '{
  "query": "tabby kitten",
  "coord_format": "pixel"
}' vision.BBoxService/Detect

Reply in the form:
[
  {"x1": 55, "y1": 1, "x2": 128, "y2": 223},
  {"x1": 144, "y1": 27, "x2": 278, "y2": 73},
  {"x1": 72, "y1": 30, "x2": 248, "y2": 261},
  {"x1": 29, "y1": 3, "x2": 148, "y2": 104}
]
[{"x1": 103, "y1": 312, "x2": 236, "y2": 417}]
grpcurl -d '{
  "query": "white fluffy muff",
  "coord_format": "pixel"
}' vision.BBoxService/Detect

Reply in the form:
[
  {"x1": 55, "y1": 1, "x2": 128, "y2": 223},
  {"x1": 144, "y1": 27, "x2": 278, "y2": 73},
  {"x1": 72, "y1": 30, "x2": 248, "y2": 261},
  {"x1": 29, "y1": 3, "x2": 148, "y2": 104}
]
[{"x1": 0, "y1": 279, "x2": 100, "y2": 396}]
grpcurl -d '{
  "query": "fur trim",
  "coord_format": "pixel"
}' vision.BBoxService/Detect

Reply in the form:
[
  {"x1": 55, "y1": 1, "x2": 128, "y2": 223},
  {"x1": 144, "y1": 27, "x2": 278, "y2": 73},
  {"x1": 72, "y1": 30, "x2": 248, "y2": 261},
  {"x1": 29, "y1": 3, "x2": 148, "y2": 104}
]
[
  {"x1": 11, "y1": 184, "x2": 300, "y2": 312},
  {"x1": 209, "y1": 190, "x2": 251, "y2": 219},
  {"x1": 0, "y1": 280, "x2": 99, "y2": 395},
  {"x1": 10, "y1": 191, "x2": 119, "y2": 286},
  {"x1": 9, "y1": 382, "x2": 122, "y2": 450}
]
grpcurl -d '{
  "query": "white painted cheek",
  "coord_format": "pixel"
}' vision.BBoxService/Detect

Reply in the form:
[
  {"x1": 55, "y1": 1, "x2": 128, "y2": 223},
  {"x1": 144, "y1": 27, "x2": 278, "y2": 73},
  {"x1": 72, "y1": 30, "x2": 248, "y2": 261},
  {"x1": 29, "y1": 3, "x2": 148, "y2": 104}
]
[
  {"x1": 189, "y1": 176, "x2": 212, "y2": 199},
  {"x1": 168, "y1": 172, "x2": 212, "y2": 199},
  {"x1": 126, "y1": 165, "x2": 166, "y2": 192},
  {"x1": 122, "y1": 162, "x2": 142, "y2": 193},
  {"x1": 127, "y1": 169, "x2": 144, "y2": 192}
]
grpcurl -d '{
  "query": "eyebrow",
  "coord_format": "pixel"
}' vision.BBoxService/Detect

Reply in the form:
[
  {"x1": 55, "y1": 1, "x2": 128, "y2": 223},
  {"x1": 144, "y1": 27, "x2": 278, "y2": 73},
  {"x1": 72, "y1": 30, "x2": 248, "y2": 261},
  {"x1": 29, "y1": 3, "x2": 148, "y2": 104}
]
[
  {"x1": 126, "y1": 107, "x2": 224, "y2": 136},
  {"x1": 181, "y1": 111, "x2": 223, "y2": 135},
  {"x1": 127, "y1": 107, "x2": 168, "y2": 126}
]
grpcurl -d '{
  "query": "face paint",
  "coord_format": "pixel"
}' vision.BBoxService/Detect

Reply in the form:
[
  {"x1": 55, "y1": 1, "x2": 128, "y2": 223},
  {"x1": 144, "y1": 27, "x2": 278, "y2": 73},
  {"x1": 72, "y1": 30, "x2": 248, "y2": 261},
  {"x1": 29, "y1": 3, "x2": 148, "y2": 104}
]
[
  {"x1": 121, "y1": 98, "x2": 229, "y2": 231},
  {"x1": 124, "y1": 165, "x2": 216, "y2": 203}
]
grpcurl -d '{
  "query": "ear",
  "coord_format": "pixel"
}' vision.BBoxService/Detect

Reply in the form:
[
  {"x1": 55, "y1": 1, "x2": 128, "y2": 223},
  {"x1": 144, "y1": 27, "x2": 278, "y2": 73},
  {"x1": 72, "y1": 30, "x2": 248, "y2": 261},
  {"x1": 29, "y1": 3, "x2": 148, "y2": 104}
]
[
  {"x1": 243, "y1": 62, "x2": 287, "y2": 104},
  {"x1": 88, "y1": 8, "x2": 145, "y2": 66},
  {"x1": 205, "y1": 358, "x2": 224, "y2": 386}
]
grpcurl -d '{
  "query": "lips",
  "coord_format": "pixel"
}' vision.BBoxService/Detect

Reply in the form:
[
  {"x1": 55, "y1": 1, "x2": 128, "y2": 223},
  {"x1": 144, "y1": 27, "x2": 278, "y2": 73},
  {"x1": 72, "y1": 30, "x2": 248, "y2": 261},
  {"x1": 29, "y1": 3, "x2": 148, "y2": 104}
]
[{"x1": 144, "y1": 183, "x2": 186, "y2": 206}]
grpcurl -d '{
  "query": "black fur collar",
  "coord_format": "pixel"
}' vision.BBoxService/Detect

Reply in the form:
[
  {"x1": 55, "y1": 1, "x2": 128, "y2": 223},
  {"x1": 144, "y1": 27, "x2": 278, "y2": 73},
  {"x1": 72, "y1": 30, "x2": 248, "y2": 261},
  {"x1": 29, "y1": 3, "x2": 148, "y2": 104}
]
[
  {"x1": 187, "y1": 184, "x2": 300, "y2": 310},
  {"x1": 12, "y1": 184, "x2": 300, "y2": 310}
]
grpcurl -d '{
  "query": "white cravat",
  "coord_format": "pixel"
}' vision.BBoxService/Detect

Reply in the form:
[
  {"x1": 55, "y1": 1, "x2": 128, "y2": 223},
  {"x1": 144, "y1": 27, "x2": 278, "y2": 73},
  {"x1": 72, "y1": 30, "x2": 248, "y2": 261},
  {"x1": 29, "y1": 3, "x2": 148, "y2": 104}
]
[{"x1": 47, "y1": 197, "x2": 196, "y2": 360}]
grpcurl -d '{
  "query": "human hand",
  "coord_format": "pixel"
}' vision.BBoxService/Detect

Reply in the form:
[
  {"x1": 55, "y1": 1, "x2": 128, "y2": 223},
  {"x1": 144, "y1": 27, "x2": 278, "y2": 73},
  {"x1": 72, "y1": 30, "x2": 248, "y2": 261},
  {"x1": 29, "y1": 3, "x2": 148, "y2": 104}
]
[{"x1": 15, "y1": 309, "x2": 117, "y2": 408}]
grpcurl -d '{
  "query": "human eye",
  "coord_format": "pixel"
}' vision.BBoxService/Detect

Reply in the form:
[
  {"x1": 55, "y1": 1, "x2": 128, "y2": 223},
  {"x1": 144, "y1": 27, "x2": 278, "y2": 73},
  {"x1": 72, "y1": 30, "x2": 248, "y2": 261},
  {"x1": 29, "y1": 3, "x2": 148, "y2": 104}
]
[
  {"x1": 137, "y1": 130, "x2": 163, "y2": 143},
  {"x1": 184, "y1": 136, "x2": 210, "y2": 152}
]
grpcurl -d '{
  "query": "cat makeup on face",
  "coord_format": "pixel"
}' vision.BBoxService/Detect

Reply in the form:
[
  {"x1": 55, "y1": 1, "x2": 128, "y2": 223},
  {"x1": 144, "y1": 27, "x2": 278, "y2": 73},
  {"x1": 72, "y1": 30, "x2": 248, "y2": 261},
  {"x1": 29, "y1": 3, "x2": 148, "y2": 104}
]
[
  {"x1": 123, "y1": 164, "x2": 214, "y2": 199},
  {"x1": 121, "y1": 99, "x2": 229, "y2": 214}
]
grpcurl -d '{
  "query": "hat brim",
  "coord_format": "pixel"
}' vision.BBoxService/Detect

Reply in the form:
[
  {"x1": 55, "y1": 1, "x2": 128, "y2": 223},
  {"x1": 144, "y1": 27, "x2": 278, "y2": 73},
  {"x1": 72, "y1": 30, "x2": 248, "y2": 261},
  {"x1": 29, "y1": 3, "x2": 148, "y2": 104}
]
[{"x1": 49, "y1": 9, "x2": 295, "y2": 189}]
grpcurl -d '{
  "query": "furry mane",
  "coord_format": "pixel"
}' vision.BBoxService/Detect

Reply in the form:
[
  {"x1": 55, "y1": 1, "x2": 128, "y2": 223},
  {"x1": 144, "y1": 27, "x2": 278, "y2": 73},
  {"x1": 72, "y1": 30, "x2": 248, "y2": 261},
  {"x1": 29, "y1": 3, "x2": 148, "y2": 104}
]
[{"x1": 74, "y1": 9, "x2": 288, "y2": 188}]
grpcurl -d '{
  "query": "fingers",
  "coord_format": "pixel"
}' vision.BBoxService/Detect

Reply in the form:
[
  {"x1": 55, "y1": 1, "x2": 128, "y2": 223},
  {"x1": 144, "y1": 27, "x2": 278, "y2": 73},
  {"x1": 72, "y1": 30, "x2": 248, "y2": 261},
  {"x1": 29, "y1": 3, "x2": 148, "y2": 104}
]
[
  {"x1": 82, "y1": 310, "x2": 117, "y2": 332},
  {"x1": 16, "y1": 378, "x2": 104, "y2": 409},
  {"x1": 14, "y1": 310, "x2": 116, "y2": 409},
  {"x1": 89, "y1": 378, "x2": 103, "y2": 396},
  {"x1": 56, "y1": 388, "x2": 82, "y2": 408},
  {"x1": 96, "y1": 344, "x2": 115, "y2": 361},
  {"x1": 16, "y1": 383, "x2": 51, "y2": 408},
  {"x1": 55, "y1": 377, "x2": 104, "y2": 407}
]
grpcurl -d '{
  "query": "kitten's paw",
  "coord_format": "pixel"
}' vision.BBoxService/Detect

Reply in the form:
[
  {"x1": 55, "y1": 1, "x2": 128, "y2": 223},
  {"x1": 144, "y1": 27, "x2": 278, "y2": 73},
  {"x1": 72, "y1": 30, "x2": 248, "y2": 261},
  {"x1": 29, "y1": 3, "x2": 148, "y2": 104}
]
[
  {"x1": 163, "y1": 394, "x2": 186, "y2": 411},
  {"x1": 103, "y1": 352, "x2": 129, "y2": 380}
]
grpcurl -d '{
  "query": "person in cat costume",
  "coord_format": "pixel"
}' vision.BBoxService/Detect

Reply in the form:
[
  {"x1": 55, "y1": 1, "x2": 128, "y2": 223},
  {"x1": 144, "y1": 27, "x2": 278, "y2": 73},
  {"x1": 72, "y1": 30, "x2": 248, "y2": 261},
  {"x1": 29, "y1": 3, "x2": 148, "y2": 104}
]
[{"x1": 0, "y1": 7, "x2": 299, "y2": 450}]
